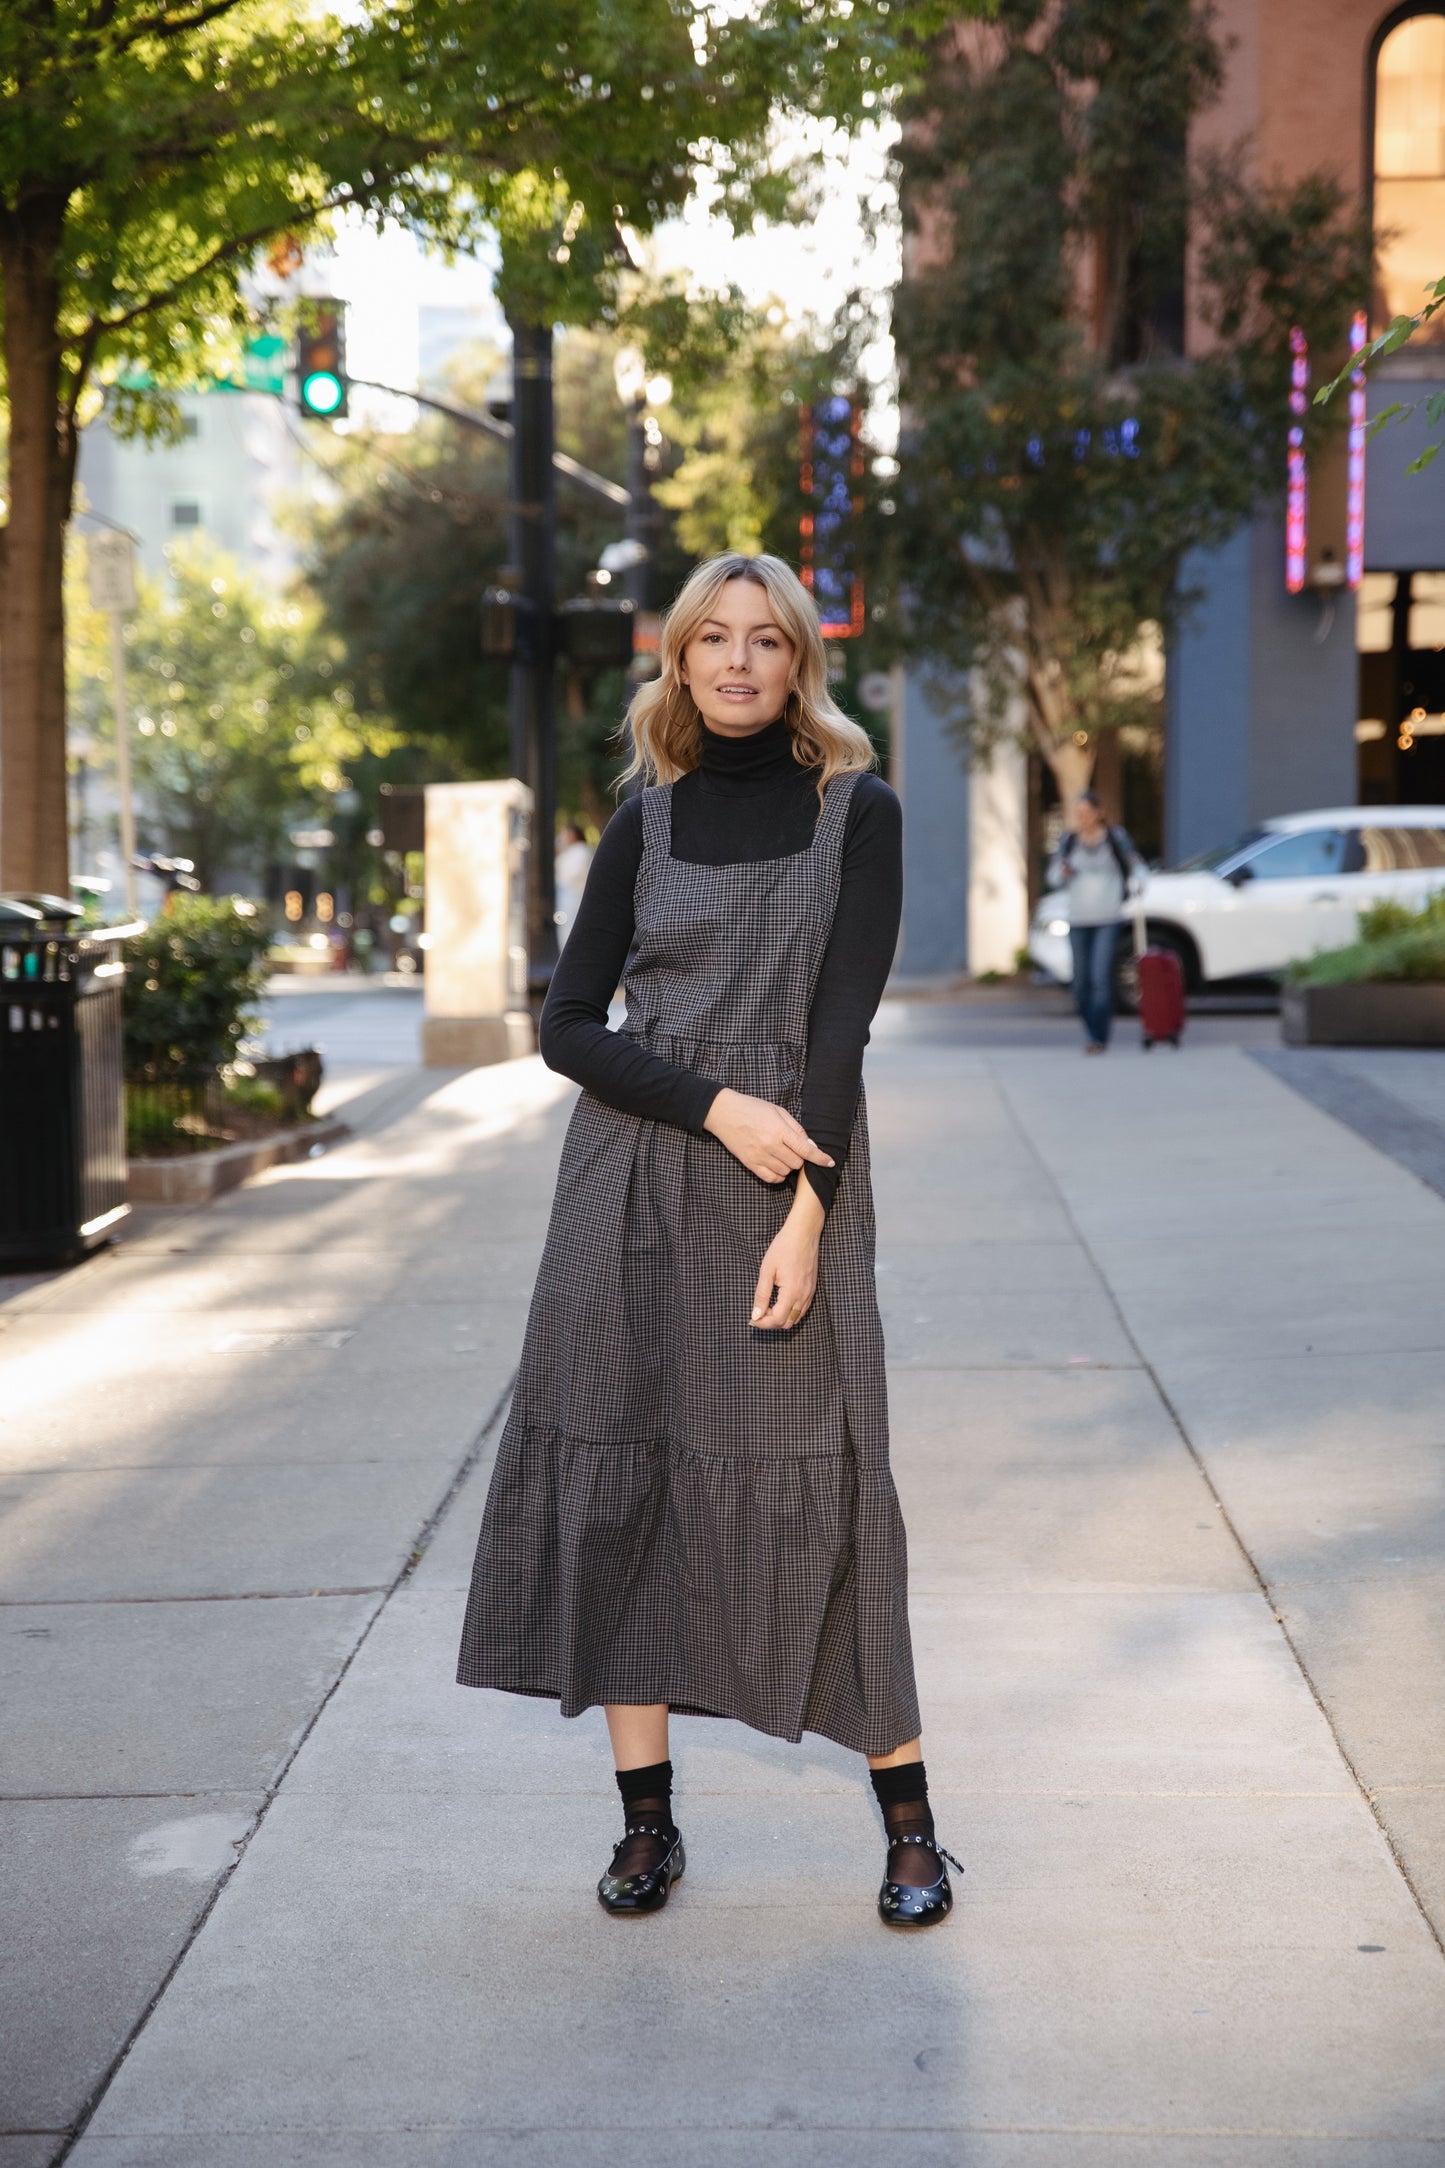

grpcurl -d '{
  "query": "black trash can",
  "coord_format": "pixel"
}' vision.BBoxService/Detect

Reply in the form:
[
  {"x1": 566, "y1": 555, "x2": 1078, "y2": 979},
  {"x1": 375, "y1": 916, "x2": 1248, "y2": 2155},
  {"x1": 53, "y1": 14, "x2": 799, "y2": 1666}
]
[{"x1": 0, "y1": 896, "x2": 130, "y2": 1263}]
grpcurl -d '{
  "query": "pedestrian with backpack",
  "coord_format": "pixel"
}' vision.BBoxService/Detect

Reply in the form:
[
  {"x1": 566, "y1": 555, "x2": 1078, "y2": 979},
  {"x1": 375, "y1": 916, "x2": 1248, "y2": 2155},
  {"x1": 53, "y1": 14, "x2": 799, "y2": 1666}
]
[{"x1": 1048, "y1": 790, "x2": 1146, "y2": 1054}]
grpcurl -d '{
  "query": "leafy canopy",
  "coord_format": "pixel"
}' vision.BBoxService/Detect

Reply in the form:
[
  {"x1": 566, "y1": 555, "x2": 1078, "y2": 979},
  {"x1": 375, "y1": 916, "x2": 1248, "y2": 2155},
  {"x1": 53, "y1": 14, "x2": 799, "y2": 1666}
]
[{"x1": 1, "y1": 0, "x2": 951, "y2": 436}]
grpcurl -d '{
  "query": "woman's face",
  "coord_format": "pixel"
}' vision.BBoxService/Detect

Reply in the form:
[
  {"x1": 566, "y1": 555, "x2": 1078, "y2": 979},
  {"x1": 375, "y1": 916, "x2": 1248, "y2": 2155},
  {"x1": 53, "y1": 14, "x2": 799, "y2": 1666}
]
[{"x1": 680, "y1": 578, "x2": 796, "y2": 736}]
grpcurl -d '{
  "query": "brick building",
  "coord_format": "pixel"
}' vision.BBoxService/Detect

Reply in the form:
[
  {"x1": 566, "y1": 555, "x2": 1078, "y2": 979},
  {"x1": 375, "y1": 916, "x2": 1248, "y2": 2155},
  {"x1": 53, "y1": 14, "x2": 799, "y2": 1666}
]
[{"x1": 894, "y1": 1, "x2": 1445, "y2": 978}]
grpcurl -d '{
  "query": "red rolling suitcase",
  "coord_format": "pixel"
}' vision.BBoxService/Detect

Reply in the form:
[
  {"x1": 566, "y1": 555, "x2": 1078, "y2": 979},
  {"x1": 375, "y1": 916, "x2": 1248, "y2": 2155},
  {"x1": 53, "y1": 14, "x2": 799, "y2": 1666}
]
[{"x1": 1132, "y1": 910, "x2": 1185, "y2": 1049}]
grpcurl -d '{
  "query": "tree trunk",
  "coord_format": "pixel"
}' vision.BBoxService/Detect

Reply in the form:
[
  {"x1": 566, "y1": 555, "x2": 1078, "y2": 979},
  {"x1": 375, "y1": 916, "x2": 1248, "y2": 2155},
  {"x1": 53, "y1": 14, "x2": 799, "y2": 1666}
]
[
  {"x1": 1090, "y1": 723, "x2": 1122, "y2": 822},
  {"x1": 1044, "y1": 735, "x2": 1095, "y2": 810},
  {"x1": 0, "y1": 198, "x2": 78, "y2": 895}
]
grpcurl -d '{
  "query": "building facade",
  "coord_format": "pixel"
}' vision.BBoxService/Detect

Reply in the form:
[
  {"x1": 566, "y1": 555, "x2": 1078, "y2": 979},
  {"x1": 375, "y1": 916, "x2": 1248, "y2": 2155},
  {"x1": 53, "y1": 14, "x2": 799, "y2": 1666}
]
[
  {"x1": 895, "y1": 0, "x2": 1445, "y2": 976},
  {"x1": 77, "y1": 384, "x2": 303, "y2": 590}
]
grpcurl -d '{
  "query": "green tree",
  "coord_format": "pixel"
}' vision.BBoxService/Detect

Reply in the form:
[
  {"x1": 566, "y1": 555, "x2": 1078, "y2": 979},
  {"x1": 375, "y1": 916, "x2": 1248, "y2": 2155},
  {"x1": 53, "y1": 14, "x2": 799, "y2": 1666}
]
[
  {"x1": 892, "y1": 0, "x2": 1371, "y2": 805},
  {"x1": 69, "y1": 539, "x2": 391, "y2": 890},
  {"x1": 0, "y1": 0, "x2": 951, "y2": 894}
]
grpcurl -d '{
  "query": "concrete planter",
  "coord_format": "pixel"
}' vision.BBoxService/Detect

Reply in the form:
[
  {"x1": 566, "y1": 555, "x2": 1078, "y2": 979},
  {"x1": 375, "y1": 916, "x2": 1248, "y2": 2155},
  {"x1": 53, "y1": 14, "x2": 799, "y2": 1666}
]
[
  {"x1": 1282, "y1": 981, "x2": 1445, "y2": 1047},
  {"x1": 127, "y1": 1116, "x2": 349, "y2": 1206}
]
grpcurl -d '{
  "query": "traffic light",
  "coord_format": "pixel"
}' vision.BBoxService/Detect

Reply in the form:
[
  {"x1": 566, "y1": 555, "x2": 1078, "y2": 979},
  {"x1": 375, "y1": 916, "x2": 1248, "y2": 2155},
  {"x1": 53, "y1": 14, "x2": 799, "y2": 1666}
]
[{"x1": 296, "y1": 301, "x2": 348, "y2": 418}]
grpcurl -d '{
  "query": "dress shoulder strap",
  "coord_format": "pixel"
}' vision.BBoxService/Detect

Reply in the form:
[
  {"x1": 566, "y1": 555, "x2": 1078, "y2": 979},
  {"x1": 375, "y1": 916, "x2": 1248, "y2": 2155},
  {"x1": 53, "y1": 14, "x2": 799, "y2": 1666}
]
[
  {"x1": 812, "y1": 769, "x2": 862, "y2": 863},
  {"x1": 637, "y1": 784, "x2": 673, "y2": 860}
]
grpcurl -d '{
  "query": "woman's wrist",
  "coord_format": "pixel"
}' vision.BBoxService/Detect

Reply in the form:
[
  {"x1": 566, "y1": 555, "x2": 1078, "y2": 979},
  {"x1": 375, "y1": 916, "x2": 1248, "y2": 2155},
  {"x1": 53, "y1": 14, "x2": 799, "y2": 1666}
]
[
  {"x1": 701, "y1": 1087, "x2": 737, "y2": 1134},
  {"x1": 790, "y1": 1173, "x2": 827, "y2": 1237}
]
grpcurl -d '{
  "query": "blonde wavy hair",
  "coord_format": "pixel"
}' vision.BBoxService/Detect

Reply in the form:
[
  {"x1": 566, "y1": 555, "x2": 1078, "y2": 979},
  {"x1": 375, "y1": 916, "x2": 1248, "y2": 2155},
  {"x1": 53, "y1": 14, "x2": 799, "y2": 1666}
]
[{"x1": 620, "y1": 552, "x2": 877, "y2": 797}]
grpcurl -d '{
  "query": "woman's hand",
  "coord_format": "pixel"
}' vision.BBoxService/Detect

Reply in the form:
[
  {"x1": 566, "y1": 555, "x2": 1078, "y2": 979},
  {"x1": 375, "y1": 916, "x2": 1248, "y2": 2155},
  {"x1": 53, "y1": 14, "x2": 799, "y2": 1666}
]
[
  {"x1": 704, "y1": 1088, "x2": 835, "y2": 1185},
  {"x1": 752, "y1": 1176, "x2": 826, "y2": 1331}
]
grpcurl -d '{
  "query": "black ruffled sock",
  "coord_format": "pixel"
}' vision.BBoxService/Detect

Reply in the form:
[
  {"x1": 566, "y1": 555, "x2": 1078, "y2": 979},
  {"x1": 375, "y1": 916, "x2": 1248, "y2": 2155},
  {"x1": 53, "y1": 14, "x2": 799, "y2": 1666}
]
[
  {"x1": 612, "y1": 1759, "x2": 676, "y2": 1877},
  {"x1": 870, "y1": 1760, "x2": 942, "y2": 1889}
]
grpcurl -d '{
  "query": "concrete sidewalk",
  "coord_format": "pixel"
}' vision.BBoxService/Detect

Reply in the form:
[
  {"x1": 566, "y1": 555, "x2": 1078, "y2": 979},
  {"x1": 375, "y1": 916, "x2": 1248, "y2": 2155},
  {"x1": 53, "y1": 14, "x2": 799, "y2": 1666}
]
[{"x1": 4, "y1": 1029, "x2": 1444, "y2": 2164}]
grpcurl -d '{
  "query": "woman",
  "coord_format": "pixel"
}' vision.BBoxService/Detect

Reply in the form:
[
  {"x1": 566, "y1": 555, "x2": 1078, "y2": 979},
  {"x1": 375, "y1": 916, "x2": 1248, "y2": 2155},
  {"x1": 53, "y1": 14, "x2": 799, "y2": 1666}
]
[
  {"x1": 457, "y1": 552, "x2": 957, "y2": 1929},
  {"x1": 1048, "y1": 789, "x2": 1146, "y2": 1053}
]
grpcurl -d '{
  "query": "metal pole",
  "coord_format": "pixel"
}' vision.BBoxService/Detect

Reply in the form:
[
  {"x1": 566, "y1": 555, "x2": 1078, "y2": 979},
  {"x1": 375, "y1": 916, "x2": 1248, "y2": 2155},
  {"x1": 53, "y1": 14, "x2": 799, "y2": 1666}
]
[
  {"x1": 507, "y1": 316, "x2": 559, "y2": 992},
  {"x1": 624, "y1": 394, "x2": 651, "y2": 612},
  {"x1": 107, "y1": 611, "x2": 138, "y2": 918}
]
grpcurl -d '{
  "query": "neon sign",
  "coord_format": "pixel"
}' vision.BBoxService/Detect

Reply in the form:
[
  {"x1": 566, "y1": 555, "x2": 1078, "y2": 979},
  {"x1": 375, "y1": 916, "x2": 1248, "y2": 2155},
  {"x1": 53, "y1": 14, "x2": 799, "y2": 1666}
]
[
  {"x1": 1286, "y1": 327, "x2": 1308, "y2": 594},
  {"x1": 799, "y1": 397, "x2": 866, "y2": 638},
  {"x1": 1346, "y1": 308, "x2": 1367, "y2": 589}
]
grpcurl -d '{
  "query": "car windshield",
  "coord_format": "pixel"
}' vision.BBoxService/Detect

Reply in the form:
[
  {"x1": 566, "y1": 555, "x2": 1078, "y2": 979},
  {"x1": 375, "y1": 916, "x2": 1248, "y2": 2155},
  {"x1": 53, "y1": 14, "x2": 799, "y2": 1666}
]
[{"x1": 1171, "y1": 828, "x2": 1266, "y2": 873}]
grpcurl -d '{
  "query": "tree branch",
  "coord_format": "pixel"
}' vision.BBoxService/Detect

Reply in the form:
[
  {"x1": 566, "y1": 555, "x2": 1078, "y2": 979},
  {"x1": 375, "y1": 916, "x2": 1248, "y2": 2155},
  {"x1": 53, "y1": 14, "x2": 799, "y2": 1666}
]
[
  {"x1": 66, "y1": 196, "x2": 347, "y2": 355},
  {"x1": 111, "y1": 0, "x2": 250, "y2": 47}
]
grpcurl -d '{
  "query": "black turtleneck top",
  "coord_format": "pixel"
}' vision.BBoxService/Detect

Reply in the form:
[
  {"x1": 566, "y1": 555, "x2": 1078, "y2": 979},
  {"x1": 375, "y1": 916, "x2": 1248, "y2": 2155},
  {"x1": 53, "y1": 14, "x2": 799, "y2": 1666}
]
[{"x1": 538, "y1": 720, "x2": 901, "y2": 1214}]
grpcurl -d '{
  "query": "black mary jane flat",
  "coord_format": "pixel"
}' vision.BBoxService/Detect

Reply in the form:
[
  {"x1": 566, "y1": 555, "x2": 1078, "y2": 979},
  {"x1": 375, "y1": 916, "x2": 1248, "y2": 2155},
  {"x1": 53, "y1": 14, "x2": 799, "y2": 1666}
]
[
  {"x1": 878, "y1": 1834, "x2": 963, "y2": 1929},
  {"x1": 597, "y1": 1823, "x2": 686, "y2": 1917}
]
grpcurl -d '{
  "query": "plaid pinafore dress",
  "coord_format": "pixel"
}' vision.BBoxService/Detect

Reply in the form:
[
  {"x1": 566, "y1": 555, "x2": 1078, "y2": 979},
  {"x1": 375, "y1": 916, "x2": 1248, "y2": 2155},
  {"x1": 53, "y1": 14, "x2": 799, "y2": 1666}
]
[{"x1": 457, "y1": 772, "x2": 920, "y2": 1755}]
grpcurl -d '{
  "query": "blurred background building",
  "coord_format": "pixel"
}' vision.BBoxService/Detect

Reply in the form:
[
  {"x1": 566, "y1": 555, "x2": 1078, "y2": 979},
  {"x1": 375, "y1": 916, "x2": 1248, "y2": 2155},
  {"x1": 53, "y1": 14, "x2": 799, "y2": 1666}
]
[
  {"x1": 893, "y1": 0, "x2": 1445, "y2": 977},
  {"x1": 78, "y1": 384, "x2": 302, "y2": 589}
]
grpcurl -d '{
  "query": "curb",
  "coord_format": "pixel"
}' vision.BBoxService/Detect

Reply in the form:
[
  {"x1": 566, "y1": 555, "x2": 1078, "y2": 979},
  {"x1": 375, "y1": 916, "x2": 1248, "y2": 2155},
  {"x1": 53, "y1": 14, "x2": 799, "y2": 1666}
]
[{"x1": 127, "y1": 1115, "x2": 351, "y2": 1206}]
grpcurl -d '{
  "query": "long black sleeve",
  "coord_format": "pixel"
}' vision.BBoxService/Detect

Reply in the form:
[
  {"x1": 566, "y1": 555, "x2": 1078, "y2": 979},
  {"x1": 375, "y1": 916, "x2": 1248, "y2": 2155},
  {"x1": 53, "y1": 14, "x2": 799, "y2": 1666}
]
[
  {"x1": 538, "y1": 801, "x2": 724, "y2": 1132},
  {"x1": 797, "y1": 776, "x2": 902, "y2": 1214},
  {"x1": 540, "y1": 739, "x2": 900, "y2": 1215}
]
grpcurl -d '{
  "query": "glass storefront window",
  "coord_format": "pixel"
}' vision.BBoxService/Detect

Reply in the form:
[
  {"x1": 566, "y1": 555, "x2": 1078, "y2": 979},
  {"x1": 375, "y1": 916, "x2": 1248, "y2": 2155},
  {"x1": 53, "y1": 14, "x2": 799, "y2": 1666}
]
[
  {"x1": 1356, "y1": 571, "x2": 1398, "y2": 653},
  {"x1": 1374, "y1": 11, "x2": 1445, "y2": 337},
  {"x1": 1408, "y1": 570, "x2": 1445, "y2": 648}
]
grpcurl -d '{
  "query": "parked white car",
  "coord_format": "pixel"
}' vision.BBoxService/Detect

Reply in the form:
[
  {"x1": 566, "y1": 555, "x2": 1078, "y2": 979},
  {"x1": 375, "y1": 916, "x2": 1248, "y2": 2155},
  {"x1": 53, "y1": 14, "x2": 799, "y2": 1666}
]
[{"x1": 1029, "y1": 805, "x2": 1445, "y2": 1002}]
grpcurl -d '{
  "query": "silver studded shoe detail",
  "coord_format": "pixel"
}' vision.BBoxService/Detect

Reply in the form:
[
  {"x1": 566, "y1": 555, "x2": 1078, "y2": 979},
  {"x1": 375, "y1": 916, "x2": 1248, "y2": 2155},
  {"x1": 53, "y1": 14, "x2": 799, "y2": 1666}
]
[
  {"x1": 597, "y1": 1825, "x2": 686, "y2": 1916},
  {"x1": 877, "y1": 1834, "x2": 963, "y2": 1928}
]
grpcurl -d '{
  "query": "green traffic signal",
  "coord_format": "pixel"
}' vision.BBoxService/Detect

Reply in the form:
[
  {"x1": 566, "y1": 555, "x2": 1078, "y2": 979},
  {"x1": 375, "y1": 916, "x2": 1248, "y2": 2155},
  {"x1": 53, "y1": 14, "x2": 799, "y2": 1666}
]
[
  {"x1": 295, "y1": 300, "x2": 348, "y2": 419},
  {"x1": 301, "y1": 369, "x2": 346, "y2": 417}
]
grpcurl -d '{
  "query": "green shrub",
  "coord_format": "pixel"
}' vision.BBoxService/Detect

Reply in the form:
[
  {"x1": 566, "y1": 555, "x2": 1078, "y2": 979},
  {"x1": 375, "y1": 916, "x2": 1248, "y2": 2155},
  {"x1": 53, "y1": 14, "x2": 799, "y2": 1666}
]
[
  {"x1": 221, "y1": 1074, "x2": 286, "y2": 1118},
  {"x1": 1292, "y1": 888, "x2": 1445, "y2": 985},
  {"x1": 122, "y1": 895, "x2": 271, "y2": 1077}
]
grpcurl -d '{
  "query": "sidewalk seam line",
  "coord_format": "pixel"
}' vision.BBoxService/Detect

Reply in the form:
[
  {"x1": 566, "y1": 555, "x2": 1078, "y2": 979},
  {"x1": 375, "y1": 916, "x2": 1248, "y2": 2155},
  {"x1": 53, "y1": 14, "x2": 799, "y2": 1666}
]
[
  {"x1": 52, "y1": 1371, "x2": 515, "y2": 2166},
  {"x1": 988, "y1": 1057, "x2": 1445, "y2": 1969}
]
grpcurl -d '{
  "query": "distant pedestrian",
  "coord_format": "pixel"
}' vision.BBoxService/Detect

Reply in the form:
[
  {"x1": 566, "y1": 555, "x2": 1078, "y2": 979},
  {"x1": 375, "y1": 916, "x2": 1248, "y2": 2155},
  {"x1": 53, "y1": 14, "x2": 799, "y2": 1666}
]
[
  {"x1": 1048, "y1": 790, "x2": 1146, "y2": 1053},
  {"x1": 553, "y1": 820, "x2": 593, "y2": 945},
  {"x1": 457, "y1": 551, "x2": 958, "y2": 1930}
]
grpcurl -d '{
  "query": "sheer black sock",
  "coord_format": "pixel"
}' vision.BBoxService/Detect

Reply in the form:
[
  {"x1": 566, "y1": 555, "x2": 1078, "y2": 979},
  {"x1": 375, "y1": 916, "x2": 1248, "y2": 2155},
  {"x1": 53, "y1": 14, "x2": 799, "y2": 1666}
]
[
  {"x1": 870, "y1": 1760, "x2": 942, "y2": 1889},
  {"x1": 612, "y1": 1759, "x2": 676, "y2": 1877}
]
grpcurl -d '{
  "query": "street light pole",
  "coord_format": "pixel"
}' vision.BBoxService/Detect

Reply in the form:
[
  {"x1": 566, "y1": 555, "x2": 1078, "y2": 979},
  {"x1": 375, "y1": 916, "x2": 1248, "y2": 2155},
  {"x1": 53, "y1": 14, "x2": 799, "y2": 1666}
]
[
  {"x1": 107, "y1": 614, "x2": 138, "y2": 920},
  {"x1": 85, "y1": 531, "x2": 139, "y2": 918},
  {"x1": 506, "y1": 315, "x2": 559, "y2": 993},
  {"x1": 623, "y1": 390, "x2": 651, "y2": 613},
  {"x1": 612, "y1": 350, "x2": 671, "y2": 615}
]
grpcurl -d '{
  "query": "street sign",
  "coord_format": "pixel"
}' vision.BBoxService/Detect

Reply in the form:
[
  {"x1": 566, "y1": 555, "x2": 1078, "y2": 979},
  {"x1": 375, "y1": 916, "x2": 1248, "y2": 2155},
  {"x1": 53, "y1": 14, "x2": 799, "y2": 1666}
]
[
  {"x1": 86, "y1": 530, "x2": 137, "y2": 616},
  {"x1": 242, "y1": 334, "x2": 287, "y2": 397}
]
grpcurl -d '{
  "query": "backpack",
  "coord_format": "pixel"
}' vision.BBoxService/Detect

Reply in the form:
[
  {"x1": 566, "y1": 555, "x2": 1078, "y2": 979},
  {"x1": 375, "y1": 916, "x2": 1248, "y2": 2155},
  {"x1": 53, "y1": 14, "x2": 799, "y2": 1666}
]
[{"x1": 1061, "y1": 826, "x2": 1133, "y2": 885}]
